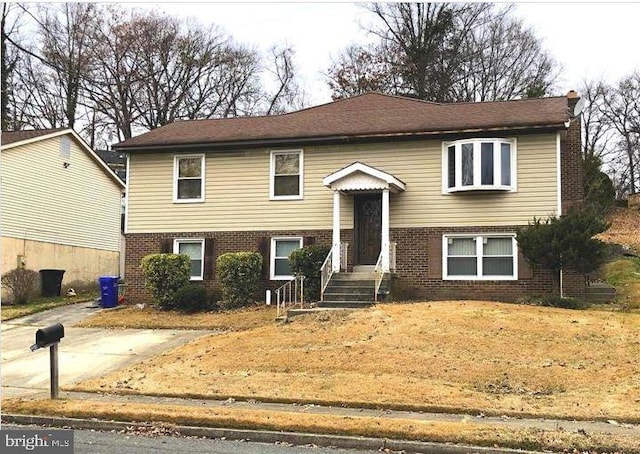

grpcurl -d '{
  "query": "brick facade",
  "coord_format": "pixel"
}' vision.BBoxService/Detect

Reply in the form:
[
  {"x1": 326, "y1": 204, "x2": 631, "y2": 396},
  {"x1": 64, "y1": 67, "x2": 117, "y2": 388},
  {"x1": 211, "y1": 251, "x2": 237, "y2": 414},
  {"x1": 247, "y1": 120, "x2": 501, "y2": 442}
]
[
  {"x1": 123, "y1": 94, "x2": 585, "y2": 303},
  {"x1": 561, "y1": 93, "x2": 584, "y2": 214},
  {"x1": 125, "y1": 224, "x2": 583, "y2": 303}
]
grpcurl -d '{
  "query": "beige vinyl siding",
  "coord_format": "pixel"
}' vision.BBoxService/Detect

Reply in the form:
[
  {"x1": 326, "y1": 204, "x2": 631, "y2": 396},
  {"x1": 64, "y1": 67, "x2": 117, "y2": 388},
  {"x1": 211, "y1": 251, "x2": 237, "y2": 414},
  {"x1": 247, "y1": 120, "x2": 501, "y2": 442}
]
[
  {"x1": 126, "y1": 134, "x2": 558, "y2": 233},
  {"x1": 1, "y1": 135, "x2": 122, "y2": 251}
]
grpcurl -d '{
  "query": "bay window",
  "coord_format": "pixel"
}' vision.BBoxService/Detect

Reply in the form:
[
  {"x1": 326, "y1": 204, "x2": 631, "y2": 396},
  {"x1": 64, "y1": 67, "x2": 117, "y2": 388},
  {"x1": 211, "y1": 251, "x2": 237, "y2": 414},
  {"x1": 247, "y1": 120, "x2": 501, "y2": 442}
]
[{"x1": 443, "y1": 139, "x2": 516, "y2": 192}]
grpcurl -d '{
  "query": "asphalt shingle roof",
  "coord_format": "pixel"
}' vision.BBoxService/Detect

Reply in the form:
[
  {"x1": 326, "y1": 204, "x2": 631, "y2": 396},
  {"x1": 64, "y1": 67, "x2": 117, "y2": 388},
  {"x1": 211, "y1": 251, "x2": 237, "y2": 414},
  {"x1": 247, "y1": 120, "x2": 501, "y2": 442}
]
[
  {"x1": 1, "y1": 127, "x2": 68, "y2": 146},
  {"x1": 114, "y1": 93, "x2": 570, "y2": 150}
]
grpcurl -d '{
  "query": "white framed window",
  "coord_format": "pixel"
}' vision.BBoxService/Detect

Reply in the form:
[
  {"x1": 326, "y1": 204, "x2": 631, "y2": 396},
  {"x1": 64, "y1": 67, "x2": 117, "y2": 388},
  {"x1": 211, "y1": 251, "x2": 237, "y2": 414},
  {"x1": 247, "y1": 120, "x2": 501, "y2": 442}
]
[
  {"x1": 270, "y1": 150, "x2": 303, "y2": 200},
  {"x1": 443, "y1": 234, "x2": 517, "y2": 280},
  {"x1": 442, "y1": 139, "x2": 516, "y2": 193},
  {"x1": 270, "y1": 237, "x2": 303, "y2": 280},
  {"x1": 174, "y1": 154, "x2": 205, "y2": 202},
  {"x1": 174, "y1": 239, "x2": 205, "y2": 280}
]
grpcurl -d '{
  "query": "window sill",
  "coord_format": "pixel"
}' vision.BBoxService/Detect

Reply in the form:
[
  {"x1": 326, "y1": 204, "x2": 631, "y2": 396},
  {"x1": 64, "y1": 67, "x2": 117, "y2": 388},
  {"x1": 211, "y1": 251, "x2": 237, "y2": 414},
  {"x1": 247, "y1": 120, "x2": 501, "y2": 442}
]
[
  {"x1": 444, "y1": 186, "x2": 514, "y2": 194},
  {"x1": 173, "y1": 198, "x2": 205, "y2": 204},
  {"x1": 443, "y1": 276, "x2": 517, "y2": 281},
  {"x1": 270, "y1": 195, "x2": 303, "y2": 201},
  {"x1": 270, "y1": 275, "x2": 295, "y2": 281}
]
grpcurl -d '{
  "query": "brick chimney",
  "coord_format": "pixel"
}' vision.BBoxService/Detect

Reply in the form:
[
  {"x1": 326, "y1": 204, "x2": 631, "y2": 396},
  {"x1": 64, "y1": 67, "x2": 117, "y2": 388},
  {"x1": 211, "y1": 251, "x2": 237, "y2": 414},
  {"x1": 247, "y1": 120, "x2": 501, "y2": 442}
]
[{"x1": 566, "y1": 90, "x2": 580, "y2": 117}]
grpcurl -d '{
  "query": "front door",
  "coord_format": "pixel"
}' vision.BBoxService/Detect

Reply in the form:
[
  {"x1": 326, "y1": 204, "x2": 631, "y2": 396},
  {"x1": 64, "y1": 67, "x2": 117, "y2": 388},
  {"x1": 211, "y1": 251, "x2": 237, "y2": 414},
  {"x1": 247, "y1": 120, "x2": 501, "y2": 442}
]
[{"x1": 355, "y1": 194, "x2": 382, "y2": 265}]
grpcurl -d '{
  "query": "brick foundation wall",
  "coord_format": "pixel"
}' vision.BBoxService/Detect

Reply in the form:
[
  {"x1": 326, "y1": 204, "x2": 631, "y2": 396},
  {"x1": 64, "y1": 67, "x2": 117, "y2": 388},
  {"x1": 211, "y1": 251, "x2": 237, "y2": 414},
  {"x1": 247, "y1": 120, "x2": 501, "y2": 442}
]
[{"x1": 125, "y1": 224, "x2": 584, "y2": 303}]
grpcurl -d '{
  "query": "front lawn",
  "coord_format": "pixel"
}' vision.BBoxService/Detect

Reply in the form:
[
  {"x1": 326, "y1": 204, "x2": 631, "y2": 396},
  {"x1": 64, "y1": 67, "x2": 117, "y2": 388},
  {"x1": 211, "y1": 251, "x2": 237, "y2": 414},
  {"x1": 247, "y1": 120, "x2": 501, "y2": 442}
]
[
  {"x1": 75, "y1": 304, "x2": 276, "y2": 331},
  {"x1": 72, "y1": 301, "x2": 640, "y2": 422},
  {"x1": 1, "y1": 295, "x2": 95, "y2": 321}
]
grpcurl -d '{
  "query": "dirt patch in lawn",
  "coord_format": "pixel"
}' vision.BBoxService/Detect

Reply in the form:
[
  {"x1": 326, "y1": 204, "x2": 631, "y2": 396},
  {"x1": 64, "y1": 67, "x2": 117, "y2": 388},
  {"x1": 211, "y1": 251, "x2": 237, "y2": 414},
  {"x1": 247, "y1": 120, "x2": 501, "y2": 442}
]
[
  {"x1": 4, "y1": 398, "x2": 639, "y2": 453},
  {"x1": 75, "y1": 304, "x2": 276, "y2": 331},
  {"x1": 73, "y1": 301, "x2": 640, "y2": 422}
]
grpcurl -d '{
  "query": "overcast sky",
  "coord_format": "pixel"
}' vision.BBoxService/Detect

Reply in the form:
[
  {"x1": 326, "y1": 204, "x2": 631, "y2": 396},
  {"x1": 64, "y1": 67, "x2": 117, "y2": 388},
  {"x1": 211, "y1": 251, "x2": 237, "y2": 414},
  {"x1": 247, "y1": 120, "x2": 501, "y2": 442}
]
[{"x1": 134, "y1": 1, "x2": 640, "y2": 105}]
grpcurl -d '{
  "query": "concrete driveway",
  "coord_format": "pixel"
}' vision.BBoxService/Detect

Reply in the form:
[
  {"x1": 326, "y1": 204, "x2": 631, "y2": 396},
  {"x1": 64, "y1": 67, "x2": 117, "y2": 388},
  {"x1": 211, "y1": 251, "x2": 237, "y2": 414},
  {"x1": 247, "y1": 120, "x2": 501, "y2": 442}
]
[{"x1": 1, "y1": 302, "x2": 208, "y2": 398}]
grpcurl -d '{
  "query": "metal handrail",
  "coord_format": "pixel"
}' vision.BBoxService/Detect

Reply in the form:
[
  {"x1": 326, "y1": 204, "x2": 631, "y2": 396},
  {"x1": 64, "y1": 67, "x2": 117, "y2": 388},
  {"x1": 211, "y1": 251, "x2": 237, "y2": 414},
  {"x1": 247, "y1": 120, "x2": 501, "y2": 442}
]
[
  {"x1": 320, "y1": 246, "x2": 335, "y2": 301},
  {"x1": 374, "y1": 251, "x2": 385, "y2": 302},
  {"x1": 275, "y1": 275, "x2": 304, "y2": 319},
  {"x1": 374, "y1": 242, "x2": 396, "y2": 301}
]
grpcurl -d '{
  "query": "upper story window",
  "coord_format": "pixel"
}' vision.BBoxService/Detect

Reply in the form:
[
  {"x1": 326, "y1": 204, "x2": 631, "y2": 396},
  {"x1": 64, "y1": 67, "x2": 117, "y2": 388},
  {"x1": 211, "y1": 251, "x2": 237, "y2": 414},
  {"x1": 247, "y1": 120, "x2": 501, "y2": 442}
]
[
  {"x1": 270, "y1": 150, "x2": 303, "y2": 200},
  {"x1": 443, "y1": 139, "x2": 516, "y2": 193},
  {"x1": 174, "y1": 154, "x2": 205, "y2": 203},
  {"x1": 443, "y1": 234, "x2": 517, "y2": 280},
  {"x1": 174, "y1": 238, "x2": 205, "y2": 280}
]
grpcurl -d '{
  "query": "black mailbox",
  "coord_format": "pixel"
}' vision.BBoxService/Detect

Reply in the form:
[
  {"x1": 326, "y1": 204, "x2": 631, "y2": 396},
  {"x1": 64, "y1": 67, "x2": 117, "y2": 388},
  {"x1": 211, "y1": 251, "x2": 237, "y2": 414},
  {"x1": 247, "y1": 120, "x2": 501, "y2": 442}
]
[{"x1": 30, "y1": 323, "x2": 64, "y2": 351}]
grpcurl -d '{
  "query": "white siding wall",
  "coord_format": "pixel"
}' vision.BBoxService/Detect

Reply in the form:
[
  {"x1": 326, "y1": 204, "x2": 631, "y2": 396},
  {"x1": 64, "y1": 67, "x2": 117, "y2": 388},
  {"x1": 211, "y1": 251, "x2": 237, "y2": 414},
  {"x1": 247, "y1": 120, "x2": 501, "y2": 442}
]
[
  {"x1": 1, "y1": 135, "x2": 122, "y2": 251},
  {"x1": 126, "y1": 134, "x2": 559, "y2": 233}
]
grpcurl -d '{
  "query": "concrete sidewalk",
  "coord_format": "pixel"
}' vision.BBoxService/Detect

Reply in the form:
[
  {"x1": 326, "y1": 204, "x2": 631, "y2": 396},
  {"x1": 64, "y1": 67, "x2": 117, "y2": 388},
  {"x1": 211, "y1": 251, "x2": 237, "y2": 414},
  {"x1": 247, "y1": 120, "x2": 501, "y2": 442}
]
[
  {"x1": 1, "y1": 302, "x2": 209, "y2": 398},
  {"x1": 4, "y1": 389, "x2": 639, "y2": 454},
  {"x1": 13, "y1": 389, "x2": 640, "y2": 438}
]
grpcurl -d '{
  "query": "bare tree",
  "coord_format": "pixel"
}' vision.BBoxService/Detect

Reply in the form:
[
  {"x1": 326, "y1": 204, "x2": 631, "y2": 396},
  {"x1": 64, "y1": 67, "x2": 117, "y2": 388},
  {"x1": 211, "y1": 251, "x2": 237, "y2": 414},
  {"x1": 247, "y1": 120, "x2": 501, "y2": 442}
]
[
  {"x1": 601, "y1": 72, "x2": 640, "y2": 194},
  {"x1": 85, "y1": 5, "x2": 144, "y2": 140},
  {"x1": 263, "y1": 45, "x2": 306, "y2": 114},
  {"x1": 328, "y1": 2, "x2": 559, "y2": 102},
  {"x1": 37, "y1": 3, "x2": 96, "y2": 128},
  {"x1": 1, "y1": 3, "x2": 24, "y2": 130},
  {"x1": 454, "y1": 11, "x2": 559, "y2": 101},
  {"x1": 327, "y1": 43, "x2": 399, "y2": 99}
]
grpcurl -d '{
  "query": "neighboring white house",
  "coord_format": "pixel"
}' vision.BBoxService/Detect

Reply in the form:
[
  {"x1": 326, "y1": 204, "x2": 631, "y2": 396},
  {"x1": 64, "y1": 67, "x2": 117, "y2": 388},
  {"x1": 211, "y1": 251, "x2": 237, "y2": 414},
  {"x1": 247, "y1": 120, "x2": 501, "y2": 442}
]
[{"x1": 1, "y1": 128, "x2": 125, "y2": 290}]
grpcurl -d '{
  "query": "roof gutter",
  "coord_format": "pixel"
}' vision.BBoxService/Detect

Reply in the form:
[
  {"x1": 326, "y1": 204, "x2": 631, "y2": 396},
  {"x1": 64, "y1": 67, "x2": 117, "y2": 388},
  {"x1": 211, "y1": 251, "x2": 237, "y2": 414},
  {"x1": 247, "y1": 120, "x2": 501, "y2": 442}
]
[{"x1": 114, "y1": 123, "x2": 567, "y2": 153}]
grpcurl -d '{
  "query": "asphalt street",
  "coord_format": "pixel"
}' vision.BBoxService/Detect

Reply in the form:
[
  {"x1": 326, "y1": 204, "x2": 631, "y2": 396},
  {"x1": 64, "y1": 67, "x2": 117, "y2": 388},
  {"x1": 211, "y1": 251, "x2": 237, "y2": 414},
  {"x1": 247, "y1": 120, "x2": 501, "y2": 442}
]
[{"x1": 1, "y1": 425, "x2": 383, "y2": 454}]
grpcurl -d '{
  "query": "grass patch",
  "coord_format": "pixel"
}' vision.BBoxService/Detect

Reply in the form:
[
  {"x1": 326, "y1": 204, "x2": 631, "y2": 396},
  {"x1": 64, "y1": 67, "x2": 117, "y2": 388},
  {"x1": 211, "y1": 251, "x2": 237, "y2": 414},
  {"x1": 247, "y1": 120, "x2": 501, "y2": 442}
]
[
  {"x1": 602, "y1": 257, "x2": 640, "y2": 309},
  {"x1": 1, "y1": 295, "x2": 95, "y2": 321},
  {"x1": 75, "y1": 304, "x2": 276, "y2": 331},
  {"x1": 4, "y1": 398, "x2": 639, "y2": 453},
  {"x1": 72, "y1": 301, "x2": 640, "y2": 422}
]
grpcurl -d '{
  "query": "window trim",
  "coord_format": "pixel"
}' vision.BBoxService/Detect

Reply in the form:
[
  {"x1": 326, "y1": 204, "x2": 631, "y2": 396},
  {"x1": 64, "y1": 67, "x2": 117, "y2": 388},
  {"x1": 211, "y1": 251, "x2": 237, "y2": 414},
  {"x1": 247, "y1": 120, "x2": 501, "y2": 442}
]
[
  {"x1": 173, "y1": 238, "x2": 205, "y2": 281},
  {"x1": 442, "y1": 234, "x2": 518, "y2": 281},
  {"x1": 270, "y1": 236, "x2": 303, "y2": 280},
  {"x1": 442, "y1": 138, "x2": 517, "y2": 193},
  {"x1": 269, "y1": 149, "x2": 304, "y2": 200},
  {"x1": 173, "y1": 154, "x2": 205, "y2": 203}
]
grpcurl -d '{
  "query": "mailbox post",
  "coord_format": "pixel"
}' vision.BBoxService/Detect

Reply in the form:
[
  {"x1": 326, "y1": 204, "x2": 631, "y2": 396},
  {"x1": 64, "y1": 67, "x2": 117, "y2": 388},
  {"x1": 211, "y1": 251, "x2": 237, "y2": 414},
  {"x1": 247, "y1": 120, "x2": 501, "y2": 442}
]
[{"x1": 30, "y1": 323, "x2": 64, "y2": 399}]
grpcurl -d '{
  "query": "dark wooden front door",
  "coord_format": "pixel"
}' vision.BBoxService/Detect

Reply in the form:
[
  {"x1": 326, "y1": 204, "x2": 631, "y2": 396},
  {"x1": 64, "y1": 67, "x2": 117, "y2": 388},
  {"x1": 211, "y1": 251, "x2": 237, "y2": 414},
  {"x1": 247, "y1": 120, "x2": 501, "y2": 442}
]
[{"x1": 355, "y1": 194, "x2": 382, "y2": 265}]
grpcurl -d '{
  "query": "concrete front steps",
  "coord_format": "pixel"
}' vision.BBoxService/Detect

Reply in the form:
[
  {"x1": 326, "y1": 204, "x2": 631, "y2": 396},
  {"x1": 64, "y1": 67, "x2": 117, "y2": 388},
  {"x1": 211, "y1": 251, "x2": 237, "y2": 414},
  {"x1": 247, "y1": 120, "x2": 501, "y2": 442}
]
[
  {"x1": 318, "y1": 266, "x2": 387, "y2": 309},
  {"x1": 584, "y1": 282, "x2": 617, "y2": 303}
]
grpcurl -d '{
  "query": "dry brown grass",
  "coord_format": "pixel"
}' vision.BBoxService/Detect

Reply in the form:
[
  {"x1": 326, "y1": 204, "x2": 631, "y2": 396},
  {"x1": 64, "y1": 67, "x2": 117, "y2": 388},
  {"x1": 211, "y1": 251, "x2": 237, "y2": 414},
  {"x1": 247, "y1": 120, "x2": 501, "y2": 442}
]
[
  {"x1": 4, "y1": 398, "x2": 639, "y2": 453},
  {"x1": 75, "y1": 304, "x2": 276, "y2": 331},
  {"x1": 73, "y1": 301, "x2": 640, "y2": 422}
]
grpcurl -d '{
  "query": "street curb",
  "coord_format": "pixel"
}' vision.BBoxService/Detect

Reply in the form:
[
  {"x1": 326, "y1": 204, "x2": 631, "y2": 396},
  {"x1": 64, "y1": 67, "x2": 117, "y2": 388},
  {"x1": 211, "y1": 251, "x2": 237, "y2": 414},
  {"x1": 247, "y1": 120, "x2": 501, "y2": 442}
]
[{"x1": 2, "y1": 414, "x2": 542, "y2": 454}]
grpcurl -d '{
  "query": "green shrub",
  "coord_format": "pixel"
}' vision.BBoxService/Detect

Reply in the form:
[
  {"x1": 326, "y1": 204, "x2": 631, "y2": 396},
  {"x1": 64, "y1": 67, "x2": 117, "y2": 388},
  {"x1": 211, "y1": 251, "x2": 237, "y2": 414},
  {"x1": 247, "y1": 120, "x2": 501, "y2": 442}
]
[
  {"x1": 216, "y1": 252, "x2": 262, "y2": 309},
  {"x1": 140, "y1": 253, "x2": 191, "y2": 310},
  {"x1": 1, "y1": 268, "x2": 40, "y2": 305},
  {"x1": 289, "y1": 244, "x2": 331, "y2": 301},
  {"x1": 173, "y1": 284, "x2": 211, "y2": 313}
]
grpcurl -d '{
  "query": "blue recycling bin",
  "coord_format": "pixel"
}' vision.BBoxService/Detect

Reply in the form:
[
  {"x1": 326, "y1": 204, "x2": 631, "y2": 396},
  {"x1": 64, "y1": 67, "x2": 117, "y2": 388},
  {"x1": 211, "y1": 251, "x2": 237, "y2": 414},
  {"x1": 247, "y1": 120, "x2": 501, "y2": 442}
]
[{"x1": 99, "y1": 276, "x2": 119, "y2": 308}]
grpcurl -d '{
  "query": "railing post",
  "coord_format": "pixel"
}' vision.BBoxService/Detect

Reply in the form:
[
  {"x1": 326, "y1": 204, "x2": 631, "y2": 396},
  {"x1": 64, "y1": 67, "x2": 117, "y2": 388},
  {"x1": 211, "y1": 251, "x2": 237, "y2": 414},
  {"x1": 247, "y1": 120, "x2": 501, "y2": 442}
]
[
  {"x1": 332, "y1": 191, "x2": 341, "y2": 272},
  {"x1": 381, "y1": 188, "x2": 390, "y2": 272}
]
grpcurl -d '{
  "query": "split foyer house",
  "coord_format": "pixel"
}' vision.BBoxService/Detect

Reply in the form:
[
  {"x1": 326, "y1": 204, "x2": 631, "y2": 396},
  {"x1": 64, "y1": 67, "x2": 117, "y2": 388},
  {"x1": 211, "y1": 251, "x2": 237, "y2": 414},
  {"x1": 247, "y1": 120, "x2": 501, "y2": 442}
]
[
  {"x1": 115, "y1": 92, "x2": 584, "y2": 303},
  {"x1": 1, "y1": 128, "x2": 125, "y2": 289}
]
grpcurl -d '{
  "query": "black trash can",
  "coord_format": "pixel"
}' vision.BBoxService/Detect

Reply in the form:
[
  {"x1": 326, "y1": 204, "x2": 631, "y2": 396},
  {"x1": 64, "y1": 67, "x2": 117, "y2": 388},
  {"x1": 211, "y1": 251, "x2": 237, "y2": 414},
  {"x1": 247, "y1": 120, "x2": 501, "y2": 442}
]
[{"x1": 39, "y1": 269, "x2": 65, "y2": 297}]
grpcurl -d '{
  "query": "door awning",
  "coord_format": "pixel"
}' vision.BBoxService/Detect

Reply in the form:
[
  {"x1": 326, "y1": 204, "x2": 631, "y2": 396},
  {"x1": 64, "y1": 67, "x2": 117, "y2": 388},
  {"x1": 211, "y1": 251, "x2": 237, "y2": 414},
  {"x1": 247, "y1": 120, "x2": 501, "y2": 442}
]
[{"x1": 322, "y1": 162, "x2": 406, "y2": 193}]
